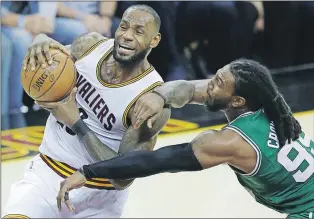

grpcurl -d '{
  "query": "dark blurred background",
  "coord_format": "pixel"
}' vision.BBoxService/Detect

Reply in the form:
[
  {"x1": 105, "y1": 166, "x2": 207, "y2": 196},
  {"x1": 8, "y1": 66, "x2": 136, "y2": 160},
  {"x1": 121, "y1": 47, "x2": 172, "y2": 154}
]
[{"x1": 1, "y1": 1, "x2": 314, "y2": 130}]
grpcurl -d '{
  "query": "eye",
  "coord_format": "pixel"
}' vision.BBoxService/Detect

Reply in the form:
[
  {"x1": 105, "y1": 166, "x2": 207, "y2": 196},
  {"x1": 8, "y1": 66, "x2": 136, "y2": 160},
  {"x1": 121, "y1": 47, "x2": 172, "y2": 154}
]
[
  {"x1": 215, "y1": 77, "x2": 221, "y2": 87},
  {"x1": 120, "y1": 24, "x2": 127, "y2": 30},
  {"x1": 136, "y1": 29, "x2": 144, "y2": 35}
]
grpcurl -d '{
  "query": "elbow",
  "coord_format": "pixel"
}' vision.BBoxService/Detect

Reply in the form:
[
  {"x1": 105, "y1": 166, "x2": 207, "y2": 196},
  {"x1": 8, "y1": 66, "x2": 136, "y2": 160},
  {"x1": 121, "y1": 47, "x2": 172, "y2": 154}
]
[{"x1": 173, "y1": 81, "x2": 195, "y2": 107}]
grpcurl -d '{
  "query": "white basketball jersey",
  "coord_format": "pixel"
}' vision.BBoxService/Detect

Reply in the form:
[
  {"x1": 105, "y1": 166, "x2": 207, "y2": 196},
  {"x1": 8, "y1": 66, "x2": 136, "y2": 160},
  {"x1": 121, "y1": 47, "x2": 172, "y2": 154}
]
[{"x1": 39, "y1": 39, "x2": 164, "y2": 168}]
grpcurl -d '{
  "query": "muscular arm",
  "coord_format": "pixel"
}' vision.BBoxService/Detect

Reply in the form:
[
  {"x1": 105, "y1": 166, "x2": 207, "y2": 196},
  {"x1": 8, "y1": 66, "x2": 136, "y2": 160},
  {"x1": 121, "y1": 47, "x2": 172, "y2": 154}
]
[
  {"x1": 73, "y1": 106, "x2": 171, "y2": 189},
  {"x1": 25, "y1": 32, "x2": 107, "y2": 68},
  {"x1": 80, "y1": 106, "x2": 170, "y2": 161},
  {"x1": 81, "y1": 129, "x2": 256, "y2": 180},
  {"x1": 70, "y1": 32, "x2": 108, "y2": 61},
  {"x1": 154, "y1": 79, "x2": 210, "y2": 108}
]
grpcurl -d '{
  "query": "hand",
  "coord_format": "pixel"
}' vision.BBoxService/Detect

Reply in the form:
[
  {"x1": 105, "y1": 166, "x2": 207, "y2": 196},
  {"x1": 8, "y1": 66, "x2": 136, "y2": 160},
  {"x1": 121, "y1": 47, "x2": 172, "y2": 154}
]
[
  {"x1": 57, "y1": 170, "x2": 87, "y2": 212},
  {"x1": 23, "y1": 33, "x2": 70, "y2": 71},
  {"x1": 254, "y1": 17, "x2": 264, "y2": 32},
  {"x1": 133, "y1": 92, "x2": 165, "y2": 129},
  {"x1": 35, "y1": 88, "x2": 81, "y2": 128}
]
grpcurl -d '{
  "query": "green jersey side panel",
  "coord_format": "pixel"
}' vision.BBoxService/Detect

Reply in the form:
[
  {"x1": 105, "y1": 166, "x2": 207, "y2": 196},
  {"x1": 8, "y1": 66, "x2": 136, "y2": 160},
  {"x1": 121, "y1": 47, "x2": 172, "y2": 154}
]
[{"x1": 225, "y1": 110, "x2": 314, "y2": 214}]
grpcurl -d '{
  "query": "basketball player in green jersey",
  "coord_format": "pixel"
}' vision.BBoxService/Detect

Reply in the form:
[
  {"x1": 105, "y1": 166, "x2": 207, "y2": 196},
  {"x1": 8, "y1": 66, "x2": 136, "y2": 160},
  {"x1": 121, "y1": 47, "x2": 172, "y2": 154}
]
[{"x1": 39, "y1": 59, "x2": 313, "y2": 218}]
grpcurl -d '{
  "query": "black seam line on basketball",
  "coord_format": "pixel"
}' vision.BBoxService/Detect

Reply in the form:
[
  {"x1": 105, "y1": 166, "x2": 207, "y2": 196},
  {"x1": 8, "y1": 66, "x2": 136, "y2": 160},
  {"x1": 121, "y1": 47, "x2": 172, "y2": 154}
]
[
  {"x1": 35, "y1": 56, "x2": 69, "y2": 100},
  {"x1": 28, "y1": 64, "x2": 42, "y2": 96},
  {"x1": 77, "y1": 38, "x2": 109, "y2": 61},
  {"x1": 58, "y1": 63, "x2": 77, "y2": 101},
  {"x1": 28, "y1": 51, "x2": 63, "y2": 96}
]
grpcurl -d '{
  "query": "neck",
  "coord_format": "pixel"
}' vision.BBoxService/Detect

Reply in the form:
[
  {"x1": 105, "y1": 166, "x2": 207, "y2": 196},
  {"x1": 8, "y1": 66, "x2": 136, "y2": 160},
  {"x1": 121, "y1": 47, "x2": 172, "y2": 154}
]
[
  {"x1": 116, "y1": 59, "x2": 150, "y2": 81},
  {"x1": 223, "y1": 107, "x2": 250, "y2": 122}
]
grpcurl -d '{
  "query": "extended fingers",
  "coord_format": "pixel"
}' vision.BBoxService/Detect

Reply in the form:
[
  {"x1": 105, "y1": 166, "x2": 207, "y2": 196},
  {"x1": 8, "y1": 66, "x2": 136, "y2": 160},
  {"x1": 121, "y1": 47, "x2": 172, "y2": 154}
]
[
  {"x1": 22, "y1": 51, "x2": 30, "y2": 71},
  {"x1": 35, "y1": 46, "x2": 46, "y2": 68},
  {"x1": 43, "y1": 43, "x2": 52, "y2": 65},
  {"x1": 28, "y1": 48, "x2": 36, "y2": 71}
]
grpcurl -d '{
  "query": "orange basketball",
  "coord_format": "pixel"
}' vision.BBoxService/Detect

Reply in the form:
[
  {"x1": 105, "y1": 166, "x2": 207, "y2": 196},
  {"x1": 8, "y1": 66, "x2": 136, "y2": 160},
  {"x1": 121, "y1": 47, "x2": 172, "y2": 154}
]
[{"x1": 21, "y1": 48, "x2": 77, "y2": 102}]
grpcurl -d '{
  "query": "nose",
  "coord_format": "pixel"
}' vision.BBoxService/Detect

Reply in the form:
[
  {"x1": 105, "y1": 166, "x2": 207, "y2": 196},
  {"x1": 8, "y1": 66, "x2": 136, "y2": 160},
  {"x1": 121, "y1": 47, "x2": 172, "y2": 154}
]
[{"x1": 122, "y1": 29, "x2": 134, "y2": 41}]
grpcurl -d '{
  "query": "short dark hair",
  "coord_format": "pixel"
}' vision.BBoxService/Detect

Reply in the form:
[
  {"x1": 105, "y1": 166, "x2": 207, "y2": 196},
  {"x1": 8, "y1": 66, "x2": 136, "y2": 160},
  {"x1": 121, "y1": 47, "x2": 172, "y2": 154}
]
[
  {"x1": 229, "y1": 58, "x2": 302, "y2": 147},
  {"x1": 127, "y1": 4, "x2": 161, "y2": 32}
]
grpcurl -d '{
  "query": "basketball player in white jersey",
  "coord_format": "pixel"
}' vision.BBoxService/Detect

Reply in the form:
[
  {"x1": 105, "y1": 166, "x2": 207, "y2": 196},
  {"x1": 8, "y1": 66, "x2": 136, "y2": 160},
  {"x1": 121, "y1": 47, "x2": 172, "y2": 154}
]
[{"x1": 3, "y1": 5, "x2": 171, "y2": 218}]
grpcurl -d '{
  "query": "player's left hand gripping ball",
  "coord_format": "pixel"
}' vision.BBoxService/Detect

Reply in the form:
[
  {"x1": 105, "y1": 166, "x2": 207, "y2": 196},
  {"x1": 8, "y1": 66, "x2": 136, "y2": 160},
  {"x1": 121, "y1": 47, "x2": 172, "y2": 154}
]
[
  {"x1": 36, "y1": 87, "x2": 80, "y2": 127},
  {"x1": 57, "y1": 171, "x2": 87, "y2": 212}
]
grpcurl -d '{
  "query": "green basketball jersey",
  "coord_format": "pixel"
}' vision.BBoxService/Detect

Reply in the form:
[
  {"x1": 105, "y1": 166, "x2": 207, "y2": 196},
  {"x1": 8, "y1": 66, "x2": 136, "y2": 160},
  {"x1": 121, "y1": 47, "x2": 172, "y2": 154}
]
[{"x1": 224, "y1": 109, "x2": 314, "y2": 214}]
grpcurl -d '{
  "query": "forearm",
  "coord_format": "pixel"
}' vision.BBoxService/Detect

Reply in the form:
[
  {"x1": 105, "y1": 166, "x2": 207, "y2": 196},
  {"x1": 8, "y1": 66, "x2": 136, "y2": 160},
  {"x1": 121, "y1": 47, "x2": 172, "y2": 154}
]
[
  {"x1": 73, "y1": 107, "x2": 169, "y2": 188},
  {"x1": 99, "y1": 1, "x2": 117, "y2": 17},
  {"x1": 154, "y1": 80, "x2": 195, "y2": 108},
  {"x1": 1, "y1": 13, "x2": 19, "y2": 27},
  {"x1": 72, "y1": 120, "x2": 118, "y2": 161},
  {"x1": 82, "y1": 143, "x2": 203, "y2": 180},
  {"x1": 56, "y1": 2, "x2": 83, "y2": 19}
]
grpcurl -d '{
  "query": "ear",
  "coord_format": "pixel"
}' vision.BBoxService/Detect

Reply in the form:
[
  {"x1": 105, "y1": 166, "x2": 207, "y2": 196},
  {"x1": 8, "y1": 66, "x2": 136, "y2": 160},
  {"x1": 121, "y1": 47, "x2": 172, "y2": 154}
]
[
  {"x1": 150, "y1": 33, "x2": 161, "y2": 49},
  {"x1": 231, "y1": 96, "x2": 246, "y2": 108}
]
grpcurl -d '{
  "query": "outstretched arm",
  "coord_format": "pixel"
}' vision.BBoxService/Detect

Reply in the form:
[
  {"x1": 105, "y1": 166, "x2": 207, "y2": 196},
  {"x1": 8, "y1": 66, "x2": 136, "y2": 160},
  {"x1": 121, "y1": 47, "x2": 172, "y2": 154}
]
[
  {"x1": 81, "y1": 129, "x2": 238, "y2": 179},
  {"x1": 37, "y1": 89, "x2": 171, "y2": 189},
  {"x1": 56, "y1": 128, "x2": 256, "y2": 211},
  {"x1": 133, "y1": 79, "x2": 210, "y2": 128},
  {"x1": 77, "y1": 106, "x2": 171, "y2": 189},
  {"x1": 155, "y1": 79, "x2": 210, "y2": 108}
]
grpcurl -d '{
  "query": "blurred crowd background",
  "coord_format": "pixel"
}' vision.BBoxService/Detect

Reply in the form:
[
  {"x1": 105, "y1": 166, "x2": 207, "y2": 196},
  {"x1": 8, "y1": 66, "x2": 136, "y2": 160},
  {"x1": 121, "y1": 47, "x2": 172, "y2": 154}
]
[{"x1": 1, "y1": 1, "x2": 314, "y2": 117}]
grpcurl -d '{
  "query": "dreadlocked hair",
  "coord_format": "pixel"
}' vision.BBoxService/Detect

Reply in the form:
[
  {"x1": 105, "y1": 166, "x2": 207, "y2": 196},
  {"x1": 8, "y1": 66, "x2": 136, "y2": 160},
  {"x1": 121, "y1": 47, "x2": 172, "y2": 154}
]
[{"x1": 229, "y1": 58, "x2": 301, "y2": 147}]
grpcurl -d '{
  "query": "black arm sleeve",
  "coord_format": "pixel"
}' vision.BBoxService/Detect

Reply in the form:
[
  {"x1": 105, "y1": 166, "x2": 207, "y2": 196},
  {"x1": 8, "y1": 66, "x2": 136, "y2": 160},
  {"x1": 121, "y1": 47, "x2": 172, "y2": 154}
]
[{"x1": 82, "y1": 143, "x2": 203, "y2": 180}]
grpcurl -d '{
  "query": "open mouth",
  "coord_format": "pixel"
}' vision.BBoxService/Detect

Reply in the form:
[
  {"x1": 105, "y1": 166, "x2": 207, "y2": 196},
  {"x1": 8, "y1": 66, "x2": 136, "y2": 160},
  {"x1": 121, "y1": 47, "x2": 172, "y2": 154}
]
[{"x1": 119, "y1": 44, "x2": 135, "y2": 51}]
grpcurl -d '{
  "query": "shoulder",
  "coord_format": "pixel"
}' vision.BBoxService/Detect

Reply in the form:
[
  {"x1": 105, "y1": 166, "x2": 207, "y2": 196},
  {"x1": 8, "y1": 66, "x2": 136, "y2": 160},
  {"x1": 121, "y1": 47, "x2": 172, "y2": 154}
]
[
  {"x1": 192, "y1": 128, "x2": 244, "y2": 156},
  {"x1": 71, "y1": 32, "x2": 111, "y2": 61},
  {"x1": 191, "y1": 128, "x2": 257, "y2": 169}
]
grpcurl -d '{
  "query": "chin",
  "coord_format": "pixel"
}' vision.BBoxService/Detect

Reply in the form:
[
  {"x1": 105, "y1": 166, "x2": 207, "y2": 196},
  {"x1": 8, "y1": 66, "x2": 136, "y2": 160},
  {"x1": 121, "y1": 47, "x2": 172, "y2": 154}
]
[
  {"x1": 204, "y1": 105, "x2": 221, "y2": 112},
  {"x1": 113, "y1": 50, "x2": 133, "y2": 64},
  {"x1": 204, "y1": 101, "x2": 225, "y2": 112}
]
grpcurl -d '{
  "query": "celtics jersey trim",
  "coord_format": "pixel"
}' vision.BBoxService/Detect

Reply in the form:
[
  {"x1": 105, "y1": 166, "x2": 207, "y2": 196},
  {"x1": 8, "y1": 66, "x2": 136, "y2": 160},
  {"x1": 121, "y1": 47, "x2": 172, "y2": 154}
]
[
  {"x1": 223, "y1": 109, "x2": 314, "y2": 214},
  {"x1": 225, "y1": 125, "x2": 262, "y2": 176}
]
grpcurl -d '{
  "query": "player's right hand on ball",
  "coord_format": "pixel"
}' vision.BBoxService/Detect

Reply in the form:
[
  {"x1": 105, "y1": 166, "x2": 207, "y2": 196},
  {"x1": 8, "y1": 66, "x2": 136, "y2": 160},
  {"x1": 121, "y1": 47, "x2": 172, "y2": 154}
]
[{"x1": 23, "y1": 34, "x2": 70, "y2": 71}]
